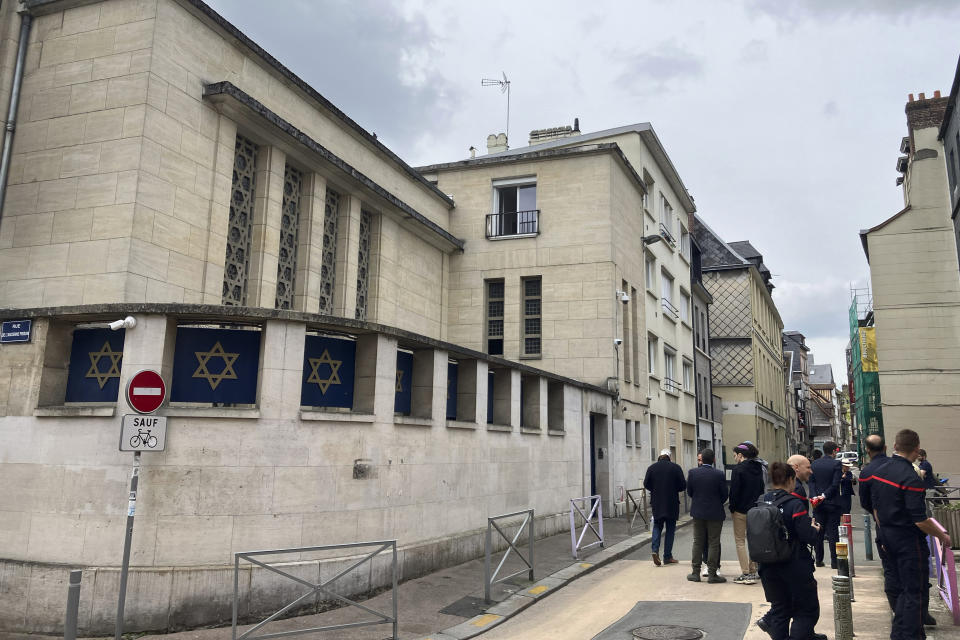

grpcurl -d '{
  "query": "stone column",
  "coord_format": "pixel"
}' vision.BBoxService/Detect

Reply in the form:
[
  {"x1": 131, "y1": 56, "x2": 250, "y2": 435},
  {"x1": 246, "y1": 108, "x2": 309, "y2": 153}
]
[
  {"x1": 411, "y1": 348, "x2": 439, "y2": 420},
  {"x1": 116, "y1": 313, "x2": 177, "y2": 409},
  {"x1": 247, "y1": 145, "x2": 285, "y2": 308},
  {"x1": 334, "y1": 194, "x2": 362, "y2": 319},
  {"x1": 257, "y1": 320, "x2": 305, "y2": 420},
  {"x1": 296, "y1": 173, "x2": 328, "y2": 313},
  {"x1": 353, "y1": 333, "x2": 397, "y2": 418},
  {"x1": 456, "y1": 359, "x2": 488, "y2": 424},
  {"x1": 202, "y1": 115, "x2": 237, "y2": 304}
]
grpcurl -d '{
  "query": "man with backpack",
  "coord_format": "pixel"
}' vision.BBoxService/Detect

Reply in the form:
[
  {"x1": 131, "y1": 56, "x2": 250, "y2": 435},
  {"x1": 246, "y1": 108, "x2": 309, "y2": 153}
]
[
  {"x1": 686, "y1": 448, "x2": 728, "y2": 583},
  {"x1": 751, "y1": 461, "x2": 825, "y2": 640},
  {"x1": 729, "y1": 442, "x2": 765, "y2": 585}
]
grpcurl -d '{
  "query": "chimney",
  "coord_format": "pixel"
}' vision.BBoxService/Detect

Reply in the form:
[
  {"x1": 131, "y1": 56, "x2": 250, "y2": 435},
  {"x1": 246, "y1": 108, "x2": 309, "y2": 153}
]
[
  {"x1": 469, "y1": 146, "x2": 476, "y2": 159},
  {"x1": 486, "y1": 133, "x2": 508, "y2": 154},
  {"x1": 905, "y1": 90, "x2": 948, "y2": 133},
  {"x1": 528, "y1": 119, "x2": 583, "y2": 145}
]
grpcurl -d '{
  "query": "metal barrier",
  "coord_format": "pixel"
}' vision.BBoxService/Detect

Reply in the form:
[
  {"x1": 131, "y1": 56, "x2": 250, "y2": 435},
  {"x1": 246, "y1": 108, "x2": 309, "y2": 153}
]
[
  {"x1": 863, "y1": 514, "x2": 873, "y2": 561},
  {"x1": 232, "y1": 541, "x2": 398, "y2": 640},
  {"x1": 625, "y1": 488, "x2": 648, "y2": 529},
  {"x1": 484, "y1": 509, "x2": 535, "y2": 603},
  {"x1": 928, "y1": 518, "x2": 960, "y2": 626},
  {"x1": 570, "y1": 495, "x2": 604, "y2": 559}
]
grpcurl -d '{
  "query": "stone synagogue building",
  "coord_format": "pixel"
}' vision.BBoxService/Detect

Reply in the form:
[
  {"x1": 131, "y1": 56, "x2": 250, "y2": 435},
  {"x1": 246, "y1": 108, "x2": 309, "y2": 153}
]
[{"x1": 0, "y1": 0, "x2": 711, "y2": 632}]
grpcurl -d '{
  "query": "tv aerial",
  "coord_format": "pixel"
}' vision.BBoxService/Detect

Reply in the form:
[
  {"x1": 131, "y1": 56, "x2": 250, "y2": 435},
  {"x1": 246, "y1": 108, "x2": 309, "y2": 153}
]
[{"x1": 482, "y1": 72, "x2": 511, "y2": 144}]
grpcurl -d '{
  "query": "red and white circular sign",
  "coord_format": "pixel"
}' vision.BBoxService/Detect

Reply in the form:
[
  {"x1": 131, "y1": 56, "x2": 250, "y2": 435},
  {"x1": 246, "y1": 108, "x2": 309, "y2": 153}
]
[{"x1": 126, "y1": 370, "x2": 166, "y2": 414}]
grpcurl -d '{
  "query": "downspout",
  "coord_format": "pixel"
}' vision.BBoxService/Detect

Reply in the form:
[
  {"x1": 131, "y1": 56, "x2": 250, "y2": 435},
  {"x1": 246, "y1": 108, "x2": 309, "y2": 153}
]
[{"x1": 0, "y1": 11, "x2": 33, "y2": 220}]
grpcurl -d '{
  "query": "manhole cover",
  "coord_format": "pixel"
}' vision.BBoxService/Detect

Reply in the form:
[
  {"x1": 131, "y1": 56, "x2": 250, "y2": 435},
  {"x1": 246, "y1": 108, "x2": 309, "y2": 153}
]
[{"x1": 632, "y1": 625, "x2": 704, "y2": 640}]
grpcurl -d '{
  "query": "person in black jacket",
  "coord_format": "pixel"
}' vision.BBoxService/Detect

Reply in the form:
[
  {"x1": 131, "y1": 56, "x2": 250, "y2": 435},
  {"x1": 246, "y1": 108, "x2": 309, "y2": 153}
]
[
  {"x1": 755, "y1": 462, "x2": 826, "y2": 640},
  {"x1": 686, "y1": 448, "x2": 728, "y2": 583},
  {"x1": 729, "y1": 442, "x2": 765, "y2": 585},
  {"x1": 643, "y1": 449, "x2": 686, "y2": 566},
  {"x1": 809, "y1": 441, "x2": 843, "y2": 568}
]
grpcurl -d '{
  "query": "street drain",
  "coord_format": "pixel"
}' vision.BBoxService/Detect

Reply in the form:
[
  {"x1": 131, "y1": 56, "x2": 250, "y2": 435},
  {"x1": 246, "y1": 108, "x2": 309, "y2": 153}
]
[{"x1": 631, "y1": 625, "x2": 704, "y2": 640}]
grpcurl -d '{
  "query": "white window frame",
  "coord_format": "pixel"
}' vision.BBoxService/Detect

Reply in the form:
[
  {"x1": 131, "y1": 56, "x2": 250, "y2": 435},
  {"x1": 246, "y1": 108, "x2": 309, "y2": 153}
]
[
  {"x1": 648, "y1": 334, "x2": 658, "y2": 376},
  {"x1": 645, "y1": 254, "x2": 656, "y2": 291},
  {"x1": 679, "y1": 289, "x2": 691, "y2": 323},
  {"x1": 663, "y1": 345, "x2": 678, "y2": 393},
  {"x1": 683, "y1": 359, "x2": 693, "y2": 392}
]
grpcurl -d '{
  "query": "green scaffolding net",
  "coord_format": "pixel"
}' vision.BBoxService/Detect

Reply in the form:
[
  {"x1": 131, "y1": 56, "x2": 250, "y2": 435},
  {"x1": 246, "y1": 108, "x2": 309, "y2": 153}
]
[{"x1": 849, "y1": 297, "x2": 884, "y2": 457}]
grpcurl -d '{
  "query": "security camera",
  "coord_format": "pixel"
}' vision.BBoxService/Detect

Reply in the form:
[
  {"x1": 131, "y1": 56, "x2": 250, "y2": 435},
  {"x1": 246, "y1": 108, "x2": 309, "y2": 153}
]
[
  {"x1": 109, "y1": 316, "x2": 136, "y2": 331},
  {"x1": 613, "y1": 338, "x2": 623, "y2": 346},
  {"x1": 620, "y1": 292, "x2": 630, "y2": 303}
]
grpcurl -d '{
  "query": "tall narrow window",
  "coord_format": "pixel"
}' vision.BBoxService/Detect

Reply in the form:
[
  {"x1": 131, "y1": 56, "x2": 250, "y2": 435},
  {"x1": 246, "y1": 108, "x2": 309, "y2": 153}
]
[
  {"x1": 648, "y1": 334, "x2": 658, "y2": 375},
  {"x1": 319, "y1": 188, "x2": 340, "y2": 314},
  {"x1": 659, "y1": 193, "x2": 675, "y2": 243},
  {"x1": 661, "y1": 271, "x2": 677, "y2": 320},
  {"x1": 486, "y1": 279, "x2": 504, "y2": 355},
  {"x1": 355, "y1": 210, "x2": 372, "y2": 320},
  {"x1": 683, "y1": 360, "x2": 693, "y2": 392},
  {"x1": 664, "y1": 345, "x2": 678, "y2": 392},
  {"x1": 522, "y1": 276, "x2": 541, "y2": 357},
  {"x1": 645, "y1": 254, "x2": 656, "y2": 290},
  {"x1": 621, "y1": 279, "x2": 630, "y2": 381},
  {"x1": 650, "y1": 415, "x2": 659, "y2": 462},
  {"x1": 679, "y1": 290, "x2": 691, "y2": 323},
  {"x1": 680, "y1": 226, "x2": 690, "y2": 260},
  {"x1": 223, "y1": 134, "x2": 258, "y2": 306},
  {"x1": 631, "y1": 286, "x2": 640, "y2": 381},
  {"x1": 275, "y1": 164, "x2": 302, "y2": 310}
]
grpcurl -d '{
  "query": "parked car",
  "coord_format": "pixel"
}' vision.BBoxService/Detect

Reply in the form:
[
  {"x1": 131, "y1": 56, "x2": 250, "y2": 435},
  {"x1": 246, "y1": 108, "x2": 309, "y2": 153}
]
[{"x1": 838, "y1": 451, "x2": 859, "y2": 466}]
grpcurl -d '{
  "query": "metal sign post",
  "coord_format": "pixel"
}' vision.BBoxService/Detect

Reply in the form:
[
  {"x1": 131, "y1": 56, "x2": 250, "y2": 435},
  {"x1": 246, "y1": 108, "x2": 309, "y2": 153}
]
[{"x1": 115, "y1": 450, "x2": 140, "y2": 640}]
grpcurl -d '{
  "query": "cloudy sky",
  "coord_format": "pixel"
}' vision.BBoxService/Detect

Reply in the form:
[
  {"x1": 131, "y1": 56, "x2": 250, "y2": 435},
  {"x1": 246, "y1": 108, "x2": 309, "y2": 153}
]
[{"x1": 207, "y1": 0, "x2": 960, "y2": 378}]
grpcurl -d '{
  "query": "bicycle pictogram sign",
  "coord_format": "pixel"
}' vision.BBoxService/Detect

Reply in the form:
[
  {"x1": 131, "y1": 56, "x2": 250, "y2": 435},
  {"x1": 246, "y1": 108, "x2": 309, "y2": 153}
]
[{"x1": 120, "y1": 415, "x2": 167, "y2": 451}]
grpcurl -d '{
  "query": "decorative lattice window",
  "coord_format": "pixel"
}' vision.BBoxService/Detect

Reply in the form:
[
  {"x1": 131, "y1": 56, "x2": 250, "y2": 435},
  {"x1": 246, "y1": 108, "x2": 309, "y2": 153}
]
[
  {"x1": 319, "y1": 188, "x2": 340, "y2": 314},
  {"x1": 223, "y1": 135, "x2": 258, "y2": 306},
  {"x1": 355, "y1": 210, "x2": 372, "y2": 320},
  {"x1": 486, "y1": 279, "x2": 504, "y2": 355},
  {"x1": 522, "y1": 276, "x2": 541, "y2": 356},
  {"x1": 275, "y1": 164, "x2": 302, "y2": 310}
]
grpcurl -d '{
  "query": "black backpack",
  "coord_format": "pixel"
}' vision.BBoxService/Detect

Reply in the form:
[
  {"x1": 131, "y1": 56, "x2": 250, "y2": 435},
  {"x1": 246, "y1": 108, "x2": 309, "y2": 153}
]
[{"x1": 746, "y1": 493, "x2": 796, "y2": 564}]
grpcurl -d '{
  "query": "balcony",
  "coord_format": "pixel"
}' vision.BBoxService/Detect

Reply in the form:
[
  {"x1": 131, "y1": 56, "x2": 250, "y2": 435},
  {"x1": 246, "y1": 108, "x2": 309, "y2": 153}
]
[
  {"x1": 661, "y1": 298, "x2": 680, "y2": 321},
  {"x1": 659, "y1": 222, "x2": 676, "y2": 247},
  {"x1": 663, "y1": 377, "x2": 681, "y2": 394},
  {"x1": 486, "y1": 210, "x2": 540, "y2": 239}
]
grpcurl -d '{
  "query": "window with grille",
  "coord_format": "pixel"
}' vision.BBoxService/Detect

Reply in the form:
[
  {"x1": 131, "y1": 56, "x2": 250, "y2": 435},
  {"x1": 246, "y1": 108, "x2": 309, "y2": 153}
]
[
  {"x1": 319, "y1": 188, "x2": 340, "y2": 314},
  {"x1": 522, "y1": 276, "x2": 541, "y2": 357},
  {"x1": 275, "y1": 164, "x2": 302, "y2": 310},
  {"x1": 486, "y1": 279, "x2": 504, "y2": 355},
  {"x1": 222, "y1": 134, "x2": 258, "y2": 306},
  {"x1": 355, "y1": 210, "x2": 372, "y2": 320}
]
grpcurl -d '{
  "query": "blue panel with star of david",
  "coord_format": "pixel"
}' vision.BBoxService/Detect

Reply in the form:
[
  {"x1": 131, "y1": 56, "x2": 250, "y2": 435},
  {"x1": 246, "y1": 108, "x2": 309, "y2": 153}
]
[
  {"x1": 65, "y1": 328, "x2": 125, "y2": 402},
  {"x1": 301, "y1": 336, "x2": 356, "y2": 408},
  {"x1": 171, "y1": 328, "x2": 261, "y2": 404},
  {"x1": 446, "y1": 362, "x2": 458, "y2": 420},
  {"x1": 394, "y1": 351, "x2": 413, "y2": 415}
]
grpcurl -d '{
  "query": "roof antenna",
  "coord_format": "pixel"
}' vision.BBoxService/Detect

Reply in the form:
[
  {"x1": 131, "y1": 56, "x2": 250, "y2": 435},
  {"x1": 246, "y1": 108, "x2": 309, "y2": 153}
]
[{"x1": 481, "y1": 72, "x2": 511, "y2": 145}]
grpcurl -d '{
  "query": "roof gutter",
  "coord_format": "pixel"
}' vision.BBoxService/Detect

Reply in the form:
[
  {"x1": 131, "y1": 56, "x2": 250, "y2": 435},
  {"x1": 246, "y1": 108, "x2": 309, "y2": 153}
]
[{"x1": 0, "y1": 11, "x2": 33, "y2": 223}]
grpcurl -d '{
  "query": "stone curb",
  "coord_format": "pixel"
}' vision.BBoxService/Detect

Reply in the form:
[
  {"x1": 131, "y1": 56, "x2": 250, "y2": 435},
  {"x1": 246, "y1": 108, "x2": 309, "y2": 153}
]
[{"x1": 414, "y1": 515, "x2": 694, "y2": 640}]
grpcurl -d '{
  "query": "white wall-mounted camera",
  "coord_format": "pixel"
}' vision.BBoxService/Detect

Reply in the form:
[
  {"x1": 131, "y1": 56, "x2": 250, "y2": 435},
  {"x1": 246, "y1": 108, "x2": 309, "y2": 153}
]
[
  {"x1": 616, "y1": 290, "x2": 630, "y2": 303},
  {"x1": 109, "y1": 316, "x2": 137, "y2": 331},
  {"x1": 613, "y1": 338, "x2": 623, "y2": 346}
]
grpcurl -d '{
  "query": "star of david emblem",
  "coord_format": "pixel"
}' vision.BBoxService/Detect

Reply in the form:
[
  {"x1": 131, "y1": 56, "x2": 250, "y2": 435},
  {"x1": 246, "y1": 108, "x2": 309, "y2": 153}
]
[
  {"x1": 193, "y1": 341, "x2": 240, "y2": 390},
  {"x1": 85, "y1": 341, "x2": 122, "y2": 389},
  {"x1": 307, "y1": 349, "x2": 342, "y2": 394},
  {"x1": 396, "y1": 369, "x2": 404, "y2": 393}
]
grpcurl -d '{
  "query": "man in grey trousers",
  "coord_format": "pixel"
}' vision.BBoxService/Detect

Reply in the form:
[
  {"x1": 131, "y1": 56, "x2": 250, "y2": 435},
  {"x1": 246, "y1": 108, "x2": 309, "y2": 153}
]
[{"x1": 686, "y1": 448, "x2": 729, "y2": 583}]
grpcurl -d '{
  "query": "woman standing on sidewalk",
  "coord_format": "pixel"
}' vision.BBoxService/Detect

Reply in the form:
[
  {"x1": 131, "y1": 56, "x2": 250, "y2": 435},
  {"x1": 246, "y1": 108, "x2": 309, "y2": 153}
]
[{"x1": 755, "y1": 462, "x2": 826, "y2": 640}]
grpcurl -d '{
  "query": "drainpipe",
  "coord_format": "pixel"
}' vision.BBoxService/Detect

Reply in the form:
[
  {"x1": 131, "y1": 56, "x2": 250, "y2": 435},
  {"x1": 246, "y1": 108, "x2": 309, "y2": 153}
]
[{"x1": 0, "y1": 11, "x2": 33, "y2": 220}]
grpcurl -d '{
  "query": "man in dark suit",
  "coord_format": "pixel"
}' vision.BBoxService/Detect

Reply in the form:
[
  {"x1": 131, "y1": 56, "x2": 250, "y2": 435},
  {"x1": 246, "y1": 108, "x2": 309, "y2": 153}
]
[
  {"x1": 643, "y1": 448, "x2": 686, "y2": 566},
  {"x1": 810, "y1": 440, "x2": 843, "y2": 568},
  {"x1": 686, "y1": 448, "x2": 728, "y2": 583}
]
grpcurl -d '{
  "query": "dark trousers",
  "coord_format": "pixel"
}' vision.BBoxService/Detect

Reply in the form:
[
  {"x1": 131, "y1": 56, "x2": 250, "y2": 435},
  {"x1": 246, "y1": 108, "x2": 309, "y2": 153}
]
[
  {"x1": 814, "y1": 506, "x2": 840, "y2": 567},
  {"x1": 758, "y1": 557, "x2": 820, "y2": 640},
  {"x1": 652, "y1": 517, "x2": 677, "y2": 559},
  {"x1": 691, "y1": 518, "x2": 723, "y2": 573},
  {"x1": 880, "y1": 529, "x2": 930, "y2": 639}
]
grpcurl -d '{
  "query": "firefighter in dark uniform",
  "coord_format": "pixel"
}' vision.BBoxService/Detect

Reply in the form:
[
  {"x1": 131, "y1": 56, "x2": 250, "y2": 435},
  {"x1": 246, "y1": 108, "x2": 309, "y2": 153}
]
[
  {"x1": 859, "y1": 435, "x2": 895, "y2": 608},
  {"x1": 755, "y1": 462, "x2": 826, "y2": 640},
  {"x1": 871, "y1": 429, "x2": 949, "y2": 639}
]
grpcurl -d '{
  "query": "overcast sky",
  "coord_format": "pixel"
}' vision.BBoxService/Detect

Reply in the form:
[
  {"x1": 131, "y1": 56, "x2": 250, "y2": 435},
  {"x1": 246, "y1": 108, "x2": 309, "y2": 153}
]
[{"x1": 207, "y1": 0, "x2": 960, "y2": 380}]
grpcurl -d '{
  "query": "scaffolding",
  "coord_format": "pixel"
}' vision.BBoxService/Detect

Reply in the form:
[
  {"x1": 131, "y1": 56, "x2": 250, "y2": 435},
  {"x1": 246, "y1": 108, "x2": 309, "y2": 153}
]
[{"x1": 849, "y1": 288, "x2": 883, "y2": 456}]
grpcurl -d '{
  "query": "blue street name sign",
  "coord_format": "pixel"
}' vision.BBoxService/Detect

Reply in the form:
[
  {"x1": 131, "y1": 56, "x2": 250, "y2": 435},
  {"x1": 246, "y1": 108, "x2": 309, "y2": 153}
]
[{"x1": 0, "y1": 320, "x2": 32, "y2": 343}]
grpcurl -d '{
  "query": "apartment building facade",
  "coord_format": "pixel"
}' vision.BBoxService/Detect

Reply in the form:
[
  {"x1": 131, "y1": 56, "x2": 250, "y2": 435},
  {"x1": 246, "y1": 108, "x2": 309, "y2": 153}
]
[
  {"x1": 691, "y1": 218, "x2": 787, "y2": 463},
  {"x1": 783, "y1": 330, "x2": 812, "y2": 455},
  {"x1": 861, "y1": 90, "x2": 960, "y2": 479}
]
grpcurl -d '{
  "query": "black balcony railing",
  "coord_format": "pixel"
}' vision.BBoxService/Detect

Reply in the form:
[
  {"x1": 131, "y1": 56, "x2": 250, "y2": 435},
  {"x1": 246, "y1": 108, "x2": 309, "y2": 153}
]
[
  {"x1": 663, "y1": 376, "x2": 682, "y2": 394},
  {"x1": 661, "y1": 298, "x2": 680, "y2": 320},
  {"x1": 486, "y1": 210, "x2": 540, "y2": 239},
  {"x1": 659, "y1": 222, "x2": 676, "y2": 246}
]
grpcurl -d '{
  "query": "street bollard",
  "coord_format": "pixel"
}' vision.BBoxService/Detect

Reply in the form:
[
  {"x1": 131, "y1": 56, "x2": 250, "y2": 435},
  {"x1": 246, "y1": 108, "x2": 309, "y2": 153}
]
[
  {"x1": 841, "y1": 513, "x2": 856, "y2": 577},
  {"x1": 64, "y1": 570, "x2": 82, "y2": 640},
  {"x1": 863, "y1": 514, "x2": 873, "y2": 561},
  {"x1": 836, "y1": 527, "x2": 855, "y2": 602},
  {"x1": 832, "y1": 575, "x2": 854, "y2": 640}
]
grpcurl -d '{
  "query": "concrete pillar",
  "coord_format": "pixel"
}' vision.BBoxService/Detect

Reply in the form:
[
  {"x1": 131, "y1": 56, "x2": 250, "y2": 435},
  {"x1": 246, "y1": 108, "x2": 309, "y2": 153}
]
[
  {"x1": 521, "y1": 374, "x2": 543, "y2": 430},
  {"x1": 116, "y1": 314, "x2": 177, "y2": 410},
  {"x1": 247, "y1": 146, "x2": 286, "y2": 308},
  {"x1": 334, "y1": 194, "x2": 362, "y2": 319},
  {"x1": 353, "y1": 333, "x2": 397, "y2": 417},
  {"x1": 296, "y1": 173, "x2": 328, "y2": 313},
  {"x1": 412, "y1": 348, "x2": 439, "y2": 420},
  {"x1": 456, "y1": 359, "x2": 488, "y2": 424},
  {"x1": 202, "y1": 114, "x2": 237, "y2": 304},
  {"x1": 430, "y1": 349, "x2": 449, "y2": 425},
  {"x1": 257, "y1": 320, "x2": 305, "y2": 420}
]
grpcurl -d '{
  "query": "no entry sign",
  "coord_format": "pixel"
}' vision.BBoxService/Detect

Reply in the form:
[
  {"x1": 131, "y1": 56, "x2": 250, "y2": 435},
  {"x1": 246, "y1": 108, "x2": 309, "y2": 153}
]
[{"x1": 125, "y1": 370, "x2": 166, "y2": 414}]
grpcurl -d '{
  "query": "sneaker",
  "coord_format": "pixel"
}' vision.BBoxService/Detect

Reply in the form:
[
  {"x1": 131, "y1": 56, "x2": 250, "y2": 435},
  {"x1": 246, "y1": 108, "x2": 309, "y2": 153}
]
[
  {"x1": 665, "y1": 557, "x2": 679, "y2": 564},
  {"x1": 652, "y1": 552, "x2": 661, "y2": 566},
  {"x1": 815, "y1": 561, "x2": 825, "y2": 567},
  {"x1": 701, "y1": 566, "x2": 709, "y2": 577},
  {"x1": 756, "y1": 618, "x2": 773, "y2": 638},
  {"x1": 749, "y1": 572, "x2": 760, "y2": 581},
  {"x1": 733, "y1": 573, "x2": 755, "y2": 585},
  {"x1": 707, "y1": 574, "x2": 727, "y2": 583},
  {"x1": 687, "y1": 572, "x2": 702, "y2": 582}
]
